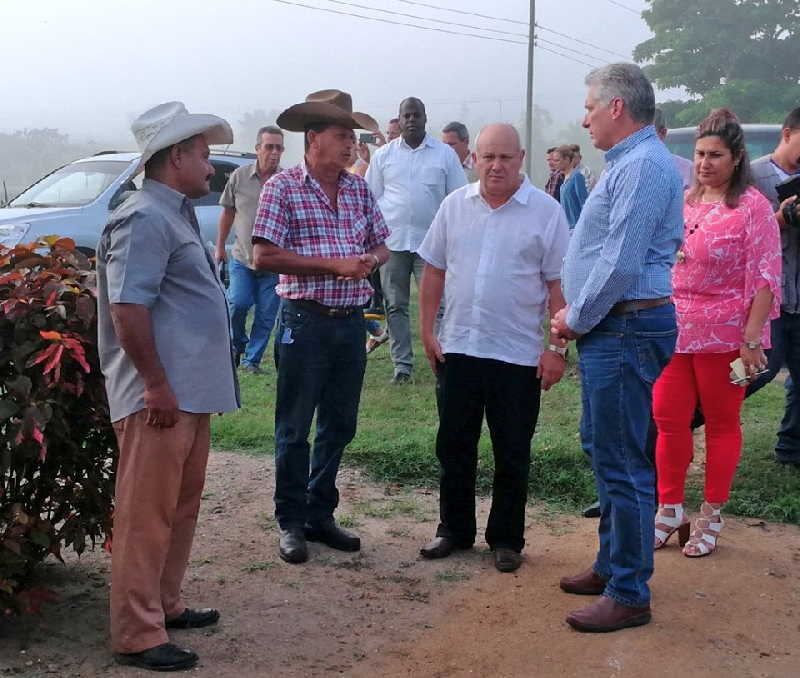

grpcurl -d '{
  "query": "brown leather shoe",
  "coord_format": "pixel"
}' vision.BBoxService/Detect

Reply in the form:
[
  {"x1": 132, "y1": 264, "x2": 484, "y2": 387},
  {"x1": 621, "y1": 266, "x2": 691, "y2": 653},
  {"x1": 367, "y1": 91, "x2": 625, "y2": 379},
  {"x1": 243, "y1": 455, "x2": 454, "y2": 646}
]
[
  {"x1": 566, "y1": 595, "x2": 651, "y2": 633},
  {"x1": 559, "y1": 567, "x2": 608, "y2": 595},
  {"x1": 419, "y1": 536, "x2": 472, "y2": 559}
]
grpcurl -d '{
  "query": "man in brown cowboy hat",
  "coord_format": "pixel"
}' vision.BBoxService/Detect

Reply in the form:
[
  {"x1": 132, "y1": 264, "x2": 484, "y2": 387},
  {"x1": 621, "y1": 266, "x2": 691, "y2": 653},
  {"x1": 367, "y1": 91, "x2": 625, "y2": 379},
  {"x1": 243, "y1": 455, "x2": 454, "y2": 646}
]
[
  {"x1": 96, "y1": 101, "x2": 240, "y2": 671},
  {"x1": 252, "y1": 89, "x2": 390, "y2": 564}
]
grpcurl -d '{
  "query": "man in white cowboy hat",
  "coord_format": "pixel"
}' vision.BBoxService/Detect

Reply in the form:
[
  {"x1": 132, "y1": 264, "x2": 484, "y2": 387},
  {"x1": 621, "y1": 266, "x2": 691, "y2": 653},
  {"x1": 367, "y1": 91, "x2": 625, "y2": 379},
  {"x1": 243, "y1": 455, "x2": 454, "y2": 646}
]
[
  {"x1": 96, "y1": 101, "x2": 240, "y2": 671},
  {"x1": 252, "y1": 89, "x2": 390, "y2": 565}
]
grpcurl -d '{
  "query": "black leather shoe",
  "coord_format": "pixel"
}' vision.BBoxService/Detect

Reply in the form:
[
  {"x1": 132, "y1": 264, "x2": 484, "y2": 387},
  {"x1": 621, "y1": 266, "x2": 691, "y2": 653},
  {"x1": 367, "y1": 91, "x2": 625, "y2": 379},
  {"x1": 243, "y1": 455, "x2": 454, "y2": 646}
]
[
  {"x1": 390, "y1": 372, "x2": 411, "y2": 385},
  {"x1": 279, "y1": 528, "x2": 308, "y2": 563},
  {"x1": 305, "y1": 520, "x2": 360, "y2": 552},
  {"x1": 166, "y1": 607, "x2": 220, "y2": 629},
  {"x1": 419, "y1": 536, "x2": 472, "y2": 559},
  {"x1": 494, "y1": 548, "x2": 523, "y2": 573},
  {"x1": 115, "y1": 642, "x2": 198, "y2": 672},
  {"x1": 582, "y1": 501, "x2": 601, "y2": 518}
]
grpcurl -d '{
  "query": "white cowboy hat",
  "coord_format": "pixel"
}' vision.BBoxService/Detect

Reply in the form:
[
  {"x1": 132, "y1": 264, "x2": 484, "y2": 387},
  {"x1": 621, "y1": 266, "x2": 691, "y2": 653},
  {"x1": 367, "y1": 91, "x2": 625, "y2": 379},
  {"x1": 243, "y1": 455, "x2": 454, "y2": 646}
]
[
  {"x1": 130, "y1": 101, "x2": 233, "y2": 174},
  {"x1": 277, "y1": 89, "x2": 378, "y2": 133}
]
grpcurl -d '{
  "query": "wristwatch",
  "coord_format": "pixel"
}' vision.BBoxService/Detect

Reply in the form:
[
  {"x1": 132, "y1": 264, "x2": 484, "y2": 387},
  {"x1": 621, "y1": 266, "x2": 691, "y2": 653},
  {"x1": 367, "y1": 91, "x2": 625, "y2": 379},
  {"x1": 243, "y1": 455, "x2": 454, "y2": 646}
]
[
  {"x1": 548, "y1": 343, "x2": 568, "y2": 358},
  {"x1": 743, "y1": 341, "x2": 761, "y2": 350}
]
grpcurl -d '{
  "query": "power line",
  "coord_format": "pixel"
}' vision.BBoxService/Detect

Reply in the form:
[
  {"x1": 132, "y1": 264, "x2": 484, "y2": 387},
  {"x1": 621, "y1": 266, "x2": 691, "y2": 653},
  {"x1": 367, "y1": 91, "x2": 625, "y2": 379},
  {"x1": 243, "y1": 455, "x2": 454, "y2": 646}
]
[
  {"x1": 389, "y1": 0, "x2": 629, "y2": 61},
  {"x1": 393, "y1": 0, "x2": 526, "y2": 25},
  {"x1": 268, "y1": 0, "x2": 527, "y2": 45},
  {"x1": 535, "y1": 23, "x2": 628, "y2": 60},
  {"x1": 322, "y1": 0, "x2": 610, "y2": 64},
  {"x1": 536, "y1": 44, "x2": 600, "y2": 69},
  {"x1": 268, "y1": 0, "x2": 608, "y2": 68},
  {"x1": 604, "y1": 0, "x2": 640, "y2": 15},
  {"x1": 323, "y1": 0, "x2": 528, "y2": 38},
  {"x1": 535, "y1": 35, "x2": 607, "y2": 65}
]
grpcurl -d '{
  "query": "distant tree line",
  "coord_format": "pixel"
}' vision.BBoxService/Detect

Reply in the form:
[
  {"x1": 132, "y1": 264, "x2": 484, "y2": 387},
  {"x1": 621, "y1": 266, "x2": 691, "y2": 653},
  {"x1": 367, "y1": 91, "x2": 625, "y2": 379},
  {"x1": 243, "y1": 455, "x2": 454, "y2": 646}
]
[{"x1": 0, "y1": 129, "x2": 104, "y2": 203}]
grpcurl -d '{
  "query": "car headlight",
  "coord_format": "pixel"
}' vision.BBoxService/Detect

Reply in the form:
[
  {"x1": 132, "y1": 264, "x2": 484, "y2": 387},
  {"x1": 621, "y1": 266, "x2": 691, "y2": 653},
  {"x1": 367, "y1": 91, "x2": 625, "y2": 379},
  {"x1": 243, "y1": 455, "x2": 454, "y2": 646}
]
[{"x1": 0, "y1": 223, "x2": 31, "y2": 248}]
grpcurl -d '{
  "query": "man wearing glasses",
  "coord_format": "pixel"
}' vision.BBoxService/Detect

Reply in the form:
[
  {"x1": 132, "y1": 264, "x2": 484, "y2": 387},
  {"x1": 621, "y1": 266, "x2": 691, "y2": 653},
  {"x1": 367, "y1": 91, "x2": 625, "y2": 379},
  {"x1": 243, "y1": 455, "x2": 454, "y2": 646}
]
[{"x1": 215, "y1": 126, "x2": 285, "y2": 374}]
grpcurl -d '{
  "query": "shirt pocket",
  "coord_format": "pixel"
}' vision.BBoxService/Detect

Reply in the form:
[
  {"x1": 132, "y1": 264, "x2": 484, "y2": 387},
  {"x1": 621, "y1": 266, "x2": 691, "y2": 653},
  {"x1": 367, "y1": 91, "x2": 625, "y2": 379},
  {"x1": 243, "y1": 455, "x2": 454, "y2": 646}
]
[
  {"x1": 345, "y1": 210, "x2": 370, "y2": 249},
  {"x1": 421, "y1": 166, "x2": 445, "y2": 193}
]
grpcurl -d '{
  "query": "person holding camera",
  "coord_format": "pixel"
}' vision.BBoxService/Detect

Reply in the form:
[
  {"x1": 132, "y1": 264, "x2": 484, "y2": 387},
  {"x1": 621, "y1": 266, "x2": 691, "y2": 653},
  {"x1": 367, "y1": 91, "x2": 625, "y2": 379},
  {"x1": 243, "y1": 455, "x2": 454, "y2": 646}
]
[
  {"x1": 746, "y1": 108, "x2": 800, "y2": 467},
  {"x1": 652, "y1": 109, "x2": 781, "y2": 558}
]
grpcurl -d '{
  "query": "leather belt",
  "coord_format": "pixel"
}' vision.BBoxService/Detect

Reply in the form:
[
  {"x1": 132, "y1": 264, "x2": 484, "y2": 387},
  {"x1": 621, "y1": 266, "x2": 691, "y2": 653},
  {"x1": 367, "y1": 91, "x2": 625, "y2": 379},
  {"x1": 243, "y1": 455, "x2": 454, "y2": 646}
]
[
  {"x1": 292, "y1": 299, "x2": 360, "y2": 318},
  {"x1": 609, "y1": 297, "x2": 671, "y2": 316}
]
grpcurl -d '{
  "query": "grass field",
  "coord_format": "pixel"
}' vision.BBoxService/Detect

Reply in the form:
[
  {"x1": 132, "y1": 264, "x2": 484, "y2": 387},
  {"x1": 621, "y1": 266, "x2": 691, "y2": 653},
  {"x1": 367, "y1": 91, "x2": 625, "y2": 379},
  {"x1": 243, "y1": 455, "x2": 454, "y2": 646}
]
[{"x1": 212, "y1": 320, "x2": 800, "y2": 524}]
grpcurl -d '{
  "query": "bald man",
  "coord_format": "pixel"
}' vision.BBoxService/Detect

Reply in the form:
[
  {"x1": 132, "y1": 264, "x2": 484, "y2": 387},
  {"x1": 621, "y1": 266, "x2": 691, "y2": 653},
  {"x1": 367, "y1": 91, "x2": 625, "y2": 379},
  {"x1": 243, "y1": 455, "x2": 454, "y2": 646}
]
[{"x1": 416, "y1": 124, "x2": 571, "y2": 572}]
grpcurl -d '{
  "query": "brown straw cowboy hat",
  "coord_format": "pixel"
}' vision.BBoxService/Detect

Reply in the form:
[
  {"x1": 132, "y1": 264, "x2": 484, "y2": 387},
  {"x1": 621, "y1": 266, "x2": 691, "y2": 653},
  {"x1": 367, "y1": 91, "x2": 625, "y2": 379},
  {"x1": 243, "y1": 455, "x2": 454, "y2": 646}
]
[{"x1": 277, "y1": 89, "x2": 378, "y2": 133}]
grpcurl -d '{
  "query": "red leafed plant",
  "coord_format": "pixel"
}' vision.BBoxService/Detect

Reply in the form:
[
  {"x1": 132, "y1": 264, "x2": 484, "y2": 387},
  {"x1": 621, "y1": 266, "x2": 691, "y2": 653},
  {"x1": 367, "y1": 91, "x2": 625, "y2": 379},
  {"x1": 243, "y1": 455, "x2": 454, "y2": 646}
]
[{"x1": 0, "y1": 237, "x2": 116, "y2": 614}]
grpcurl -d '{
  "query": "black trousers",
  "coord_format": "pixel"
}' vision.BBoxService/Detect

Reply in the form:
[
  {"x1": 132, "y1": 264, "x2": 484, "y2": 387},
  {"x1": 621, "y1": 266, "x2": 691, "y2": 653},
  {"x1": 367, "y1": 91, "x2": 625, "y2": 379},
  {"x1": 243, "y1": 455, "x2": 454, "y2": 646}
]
[{"x1": 435, "y1": 353, "x2": 542, "y2": 552}]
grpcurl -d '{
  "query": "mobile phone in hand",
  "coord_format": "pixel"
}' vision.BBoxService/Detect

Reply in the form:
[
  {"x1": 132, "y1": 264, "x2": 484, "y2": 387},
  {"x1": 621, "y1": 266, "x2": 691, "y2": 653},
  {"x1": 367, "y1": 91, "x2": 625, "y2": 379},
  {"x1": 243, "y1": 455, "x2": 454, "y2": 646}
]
[{"x1": 359, "y1": 133, "x2": 377, "y2": 145}]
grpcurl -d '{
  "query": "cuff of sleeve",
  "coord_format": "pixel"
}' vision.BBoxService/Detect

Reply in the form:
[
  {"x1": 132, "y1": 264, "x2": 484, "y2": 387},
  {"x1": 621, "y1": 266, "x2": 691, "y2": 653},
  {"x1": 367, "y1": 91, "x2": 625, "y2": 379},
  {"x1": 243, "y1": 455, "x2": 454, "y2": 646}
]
[
  {"x1": 417, "y1": 248, "x2": 445, "y2": 271},
  {"x1": 566, "y1": 306, "x2": 591, "y2": 336}
]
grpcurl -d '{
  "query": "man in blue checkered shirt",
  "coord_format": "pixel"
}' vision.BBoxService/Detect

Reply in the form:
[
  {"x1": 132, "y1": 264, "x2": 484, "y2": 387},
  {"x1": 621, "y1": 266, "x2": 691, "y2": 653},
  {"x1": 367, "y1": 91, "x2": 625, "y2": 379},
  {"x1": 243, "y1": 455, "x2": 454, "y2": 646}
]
[{"x1": 552, "y1": 63, "x2": 683, "y2": 634}]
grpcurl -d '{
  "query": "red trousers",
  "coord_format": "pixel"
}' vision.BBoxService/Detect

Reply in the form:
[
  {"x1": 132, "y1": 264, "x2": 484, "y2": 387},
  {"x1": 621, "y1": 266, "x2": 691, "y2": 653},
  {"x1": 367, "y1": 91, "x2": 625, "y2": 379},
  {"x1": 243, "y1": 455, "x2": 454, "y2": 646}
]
[
  {"x1": 110, "y1": 410, "x2": 210, "y2": 654},
  {"x1": 653, "y1": 351, "x2": 745, "y2": 504}
]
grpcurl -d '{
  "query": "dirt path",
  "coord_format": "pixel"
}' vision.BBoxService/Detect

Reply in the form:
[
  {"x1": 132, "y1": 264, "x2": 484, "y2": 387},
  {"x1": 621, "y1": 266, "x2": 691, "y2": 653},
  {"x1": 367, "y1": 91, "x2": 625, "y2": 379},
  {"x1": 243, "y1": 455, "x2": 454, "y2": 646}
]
[{"x1": 1, "y1": 451, "x2": 798, "y2": 678}]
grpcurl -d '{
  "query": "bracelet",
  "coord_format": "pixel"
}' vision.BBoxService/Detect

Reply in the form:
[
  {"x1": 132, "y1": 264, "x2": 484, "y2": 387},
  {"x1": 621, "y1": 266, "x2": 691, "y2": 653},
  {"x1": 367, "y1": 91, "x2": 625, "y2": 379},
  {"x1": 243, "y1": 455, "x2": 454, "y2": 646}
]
[
  {"x1": 742, "y1": 341, "x2": 761, "y2": 350},
  {"x1": 368, "y1": 253, "x2": 380, "y2": 269},
  {"x1": 548, "y1": 343, "x2": 568, "y2": 358}
]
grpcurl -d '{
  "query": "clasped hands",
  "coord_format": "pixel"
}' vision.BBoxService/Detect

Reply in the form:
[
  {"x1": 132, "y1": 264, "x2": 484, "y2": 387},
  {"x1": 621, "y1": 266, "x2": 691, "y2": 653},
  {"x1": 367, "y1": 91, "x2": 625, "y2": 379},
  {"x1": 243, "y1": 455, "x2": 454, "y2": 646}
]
[
  {"x1": 551, "y1": 306, "x2": 580, "y2": 342},
  {"x1": 336, "y1": 254, "x2": 378, "y2": 281}
]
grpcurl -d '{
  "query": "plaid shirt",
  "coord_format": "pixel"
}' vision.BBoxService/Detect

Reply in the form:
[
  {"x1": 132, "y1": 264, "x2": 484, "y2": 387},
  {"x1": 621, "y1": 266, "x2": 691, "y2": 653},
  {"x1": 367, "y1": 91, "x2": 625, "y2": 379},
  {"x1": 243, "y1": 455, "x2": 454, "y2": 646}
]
[
  {"x1": 252, "y1": 162, "x2": 390, "y2": 307},
  {"x1": 544, "y1": 170, "x2": 564, "y2": 202}
]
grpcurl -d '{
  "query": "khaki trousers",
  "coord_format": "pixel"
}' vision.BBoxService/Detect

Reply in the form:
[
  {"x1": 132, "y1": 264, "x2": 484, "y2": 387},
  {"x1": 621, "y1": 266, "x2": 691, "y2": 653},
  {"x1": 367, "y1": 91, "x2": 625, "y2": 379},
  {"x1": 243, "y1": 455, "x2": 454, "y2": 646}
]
[{"x1": 110, "y1": 410, "x2": 210, "y2": 654}]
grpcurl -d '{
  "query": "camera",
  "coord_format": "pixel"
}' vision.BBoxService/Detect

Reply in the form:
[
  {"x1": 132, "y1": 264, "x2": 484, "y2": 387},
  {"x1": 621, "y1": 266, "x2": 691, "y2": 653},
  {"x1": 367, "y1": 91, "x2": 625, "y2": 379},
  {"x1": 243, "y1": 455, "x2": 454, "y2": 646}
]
[
  {"x1": 359, "y1": 133, "x2": 377, "y2": 145},
  {"x1": 784, "y1": 199, "x2": 799, "y2": 228}
]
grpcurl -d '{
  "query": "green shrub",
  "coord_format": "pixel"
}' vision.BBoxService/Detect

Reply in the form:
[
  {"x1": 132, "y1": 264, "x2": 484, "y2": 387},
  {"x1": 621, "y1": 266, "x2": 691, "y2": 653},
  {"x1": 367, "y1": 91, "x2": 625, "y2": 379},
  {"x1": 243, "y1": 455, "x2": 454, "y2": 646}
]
[{"x1": 0, "y1": 237, "x2": 116, "y2": 614}]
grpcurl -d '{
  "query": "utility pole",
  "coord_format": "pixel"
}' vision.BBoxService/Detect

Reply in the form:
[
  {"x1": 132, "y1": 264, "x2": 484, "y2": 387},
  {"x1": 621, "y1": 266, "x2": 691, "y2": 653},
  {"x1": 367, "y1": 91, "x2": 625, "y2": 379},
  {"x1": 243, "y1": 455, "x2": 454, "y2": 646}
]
[{"x1": 525, "y1": 0, "x2": 536, "y2": 176}]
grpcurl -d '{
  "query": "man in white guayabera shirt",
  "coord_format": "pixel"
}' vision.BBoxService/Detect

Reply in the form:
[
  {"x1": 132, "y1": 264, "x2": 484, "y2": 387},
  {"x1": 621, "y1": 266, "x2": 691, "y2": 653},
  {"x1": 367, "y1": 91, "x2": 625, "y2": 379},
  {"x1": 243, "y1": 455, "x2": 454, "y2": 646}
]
[
  {"x1": 366, "y1": 97, "x2": 467, "y2": 383},
  {"x1": 416, "y1": 123, "x2": 570, "y2": 573}
]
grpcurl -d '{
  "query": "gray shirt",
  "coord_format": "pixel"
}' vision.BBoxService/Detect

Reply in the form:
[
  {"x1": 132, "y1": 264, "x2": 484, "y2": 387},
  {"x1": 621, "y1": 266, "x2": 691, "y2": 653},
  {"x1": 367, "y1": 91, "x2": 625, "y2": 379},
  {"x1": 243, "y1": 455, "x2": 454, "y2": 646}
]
[
  {"x1": 97, "y1": 179, "x2": 240, "y2": 422},
  {"x1": 751, "y1": 154, "x2": 799, "y2": 313},
  {"x1": 219, "y1": 162, "x2": 279, "y2": 268}
]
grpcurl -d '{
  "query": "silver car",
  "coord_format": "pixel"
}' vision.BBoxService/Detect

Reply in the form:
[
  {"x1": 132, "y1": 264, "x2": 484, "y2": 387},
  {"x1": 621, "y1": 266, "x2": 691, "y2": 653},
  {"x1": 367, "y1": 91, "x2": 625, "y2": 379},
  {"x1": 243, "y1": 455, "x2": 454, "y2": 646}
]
[{"x1": 0, "y1": 150, "x2": 256, "y2": 254}]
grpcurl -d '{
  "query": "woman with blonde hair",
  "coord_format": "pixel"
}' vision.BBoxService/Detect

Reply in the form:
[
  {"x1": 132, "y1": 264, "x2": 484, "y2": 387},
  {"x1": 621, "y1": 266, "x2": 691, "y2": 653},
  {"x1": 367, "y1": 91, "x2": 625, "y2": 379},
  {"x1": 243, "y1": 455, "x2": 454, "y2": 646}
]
[
  {"x1": 553, "y1": 144, "x2": 588, "y2": 228},
  {"x1": 652, "y1": 109, "x2": 781, "y2": 557}
]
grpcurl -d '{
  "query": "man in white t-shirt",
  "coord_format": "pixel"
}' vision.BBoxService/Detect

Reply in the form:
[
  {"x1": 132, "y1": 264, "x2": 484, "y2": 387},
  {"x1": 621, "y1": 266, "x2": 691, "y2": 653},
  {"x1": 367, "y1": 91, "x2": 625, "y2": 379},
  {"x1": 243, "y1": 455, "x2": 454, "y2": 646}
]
[{"x1": 416, "y1": 123, "x2": 570, "y2": 572}]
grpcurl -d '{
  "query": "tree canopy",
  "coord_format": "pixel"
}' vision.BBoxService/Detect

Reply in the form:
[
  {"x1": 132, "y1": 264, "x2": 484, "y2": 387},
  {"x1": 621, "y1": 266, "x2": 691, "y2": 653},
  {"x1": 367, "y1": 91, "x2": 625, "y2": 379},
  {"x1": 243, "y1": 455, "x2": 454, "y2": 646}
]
[{"x1": 634, "y1": 0, "x2": 800, "y2": 126}]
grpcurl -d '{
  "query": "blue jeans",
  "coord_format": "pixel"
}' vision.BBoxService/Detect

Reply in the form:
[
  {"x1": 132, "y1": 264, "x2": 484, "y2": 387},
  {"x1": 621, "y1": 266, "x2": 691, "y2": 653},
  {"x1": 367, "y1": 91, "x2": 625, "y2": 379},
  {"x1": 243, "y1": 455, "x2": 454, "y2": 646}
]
[
  {"x1": 273, "y1": 300, "x2": 367, "y2": 529},
  {"x1": 227, "y1": 257, "x2": 280, "y2": 367},
  {"x1": 577, "y1": 304, "x2": 677, "y2": 607},
  {"x1": 745, "y1": 312, "x2": 800, "y2": 463}
]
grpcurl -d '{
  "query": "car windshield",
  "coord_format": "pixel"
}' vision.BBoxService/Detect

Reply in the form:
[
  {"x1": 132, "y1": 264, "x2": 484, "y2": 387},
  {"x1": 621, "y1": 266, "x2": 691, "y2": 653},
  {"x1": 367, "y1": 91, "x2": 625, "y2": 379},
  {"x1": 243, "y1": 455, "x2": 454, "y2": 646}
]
[
  {"x1": 9, "y1": 160, "x2": 130, "y2": 208},
  {"x1": 666, "y1": 129, "x2": 781, "y2": 163}
]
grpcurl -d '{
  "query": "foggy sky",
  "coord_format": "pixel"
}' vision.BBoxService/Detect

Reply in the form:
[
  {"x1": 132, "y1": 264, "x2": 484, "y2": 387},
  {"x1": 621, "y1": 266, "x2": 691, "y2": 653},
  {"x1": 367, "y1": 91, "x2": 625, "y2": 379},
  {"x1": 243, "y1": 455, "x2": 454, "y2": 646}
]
[{"x1": 1, "y1": 0, "x2": 652, "y2": 158}]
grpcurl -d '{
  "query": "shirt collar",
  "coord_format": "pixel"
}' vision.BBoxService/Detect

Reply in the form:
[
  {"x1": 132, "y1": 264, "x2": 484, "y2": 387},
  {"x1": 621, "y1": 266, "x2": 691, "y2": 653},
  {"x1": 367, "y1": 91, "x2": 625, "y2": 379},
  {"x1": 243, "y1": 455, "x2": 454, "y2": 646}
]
[
  {"x1": 466, "y1": 174, "x2": 533, "y2": 206},
  {"x1": 300, "y1": 159, "x2": 356, "y2": 189},
  {"x1": 604, "y1": 125, "x2": 656, "y2": 163},
  {"x1": 250, "y1": 162, "x2": 282, "y2": 180},
  {"x1": 462, "y1": 153, "x2": 474, "y2": 170},
  {"x1": 399, "y1": 133, "x2": 433, "y2": 151},
  {"x1": 142, "y1": 178, "x2": 188, "y2": 212}
]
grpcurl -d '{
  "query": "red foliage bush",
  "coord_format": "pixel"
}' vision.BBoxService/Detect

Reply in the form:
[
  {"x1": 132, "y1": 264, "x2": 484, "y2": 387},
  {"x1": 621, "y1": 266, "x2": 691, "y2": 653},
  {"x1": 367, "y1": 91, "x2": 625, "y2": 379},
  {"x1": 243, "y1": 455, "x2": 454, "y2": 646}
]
[{"x1": 0, "y1": 237, "x2": 116, "y2": 614}]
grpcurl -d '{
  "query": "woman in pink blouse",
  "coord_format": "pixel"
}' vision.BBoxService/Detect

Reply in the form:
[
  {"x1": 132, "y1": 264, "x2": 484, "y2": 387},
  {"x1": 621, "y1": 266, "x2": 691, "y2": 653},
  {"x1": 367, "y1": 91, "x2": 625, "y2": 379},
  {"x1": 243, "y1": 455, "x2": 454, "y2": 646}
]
[{"x1": 652, "y1": 109, "x2": 781, "y2": 557}]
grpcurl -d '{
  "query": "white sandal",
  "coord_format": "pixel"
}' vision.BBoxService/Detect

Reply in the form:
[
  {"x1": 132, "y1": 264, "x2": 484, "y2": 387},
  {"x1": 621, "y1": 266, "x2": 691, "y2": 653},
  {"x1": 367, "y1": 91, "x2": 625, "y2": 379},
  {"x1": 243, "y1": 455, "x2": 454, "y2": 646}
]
[
  {"x1": 654, "y1": 503, "x2": 690, "y2": 550},
  {"x1": 683, "y1": 502, "x2": 724, "y2": 557}
]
